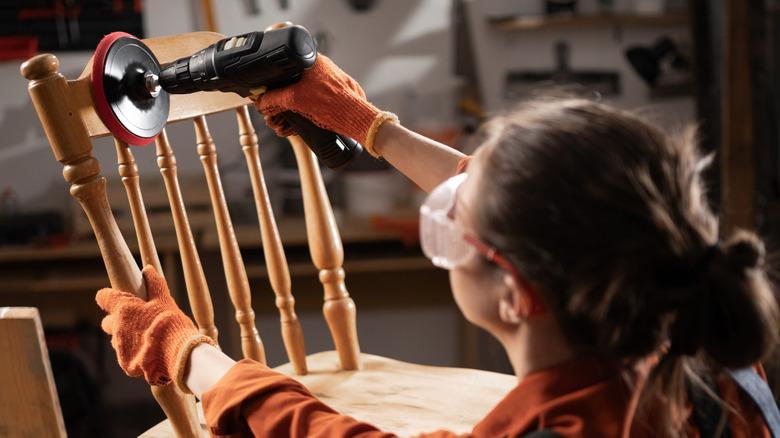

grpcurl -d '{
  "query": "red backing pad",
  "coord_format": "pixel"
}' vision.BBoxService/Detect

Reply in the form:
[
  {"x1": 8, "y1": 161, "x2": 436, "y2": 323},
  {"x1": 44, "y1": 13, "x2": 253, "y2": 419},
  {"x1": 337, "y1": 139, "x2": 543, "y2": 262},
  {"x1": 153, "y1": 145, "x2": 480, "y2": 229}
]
[{"x1": 91, "y1": 31, "x2": 156, "y2": 146}]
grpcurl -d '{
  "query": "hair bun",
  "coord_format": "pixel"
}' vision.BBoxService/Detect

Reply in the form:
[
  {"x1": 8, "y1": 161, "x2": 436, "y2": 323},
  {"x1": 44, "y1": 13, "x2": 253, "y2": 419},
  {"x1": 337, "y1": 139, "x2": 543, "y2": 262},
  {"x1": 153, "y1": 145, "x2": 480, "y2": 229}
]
[
  {"x1": 723, "y1": 231, "x2": 764, "y2": 271},
  {"x1": 688, "y1": 229, "x2": 777, "y2": 369}
]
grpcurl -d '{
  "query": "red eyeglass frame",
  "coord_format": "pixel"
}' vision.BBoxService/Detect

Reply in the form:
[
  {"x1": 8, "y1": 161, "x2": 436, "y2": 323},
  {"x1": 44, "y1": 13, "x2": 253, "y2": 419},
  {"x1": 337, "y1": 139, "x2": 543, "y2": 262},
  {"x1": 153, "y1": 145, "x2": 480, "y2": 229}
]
[{"x1": 461, "y1": 232, "x2": 545, "y2": 317}]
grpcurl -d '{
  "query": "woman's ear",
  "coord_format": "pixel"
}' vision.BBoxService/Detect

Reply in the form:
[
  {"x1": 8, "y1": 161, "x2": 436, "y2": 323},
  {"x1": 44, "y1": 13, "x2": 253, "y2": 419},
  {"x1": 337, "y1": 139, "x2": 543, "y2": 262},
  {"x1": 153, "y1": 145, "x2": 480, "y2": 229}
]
[{"x1": 498, "y1": 273, "x2": 532, "y2": 324}]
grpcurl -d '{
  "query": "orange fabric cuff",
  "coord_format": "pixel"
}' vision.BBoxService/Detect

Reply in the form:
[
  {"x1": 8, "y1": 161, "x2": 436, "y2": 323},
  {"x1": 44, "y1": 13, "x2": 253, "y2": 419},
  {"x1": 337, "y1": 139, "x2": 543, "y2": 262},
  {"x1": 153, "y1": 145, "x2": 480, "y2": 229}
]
[{"x1": 364, "y1": 111, "x2": 399, "y2": 158}]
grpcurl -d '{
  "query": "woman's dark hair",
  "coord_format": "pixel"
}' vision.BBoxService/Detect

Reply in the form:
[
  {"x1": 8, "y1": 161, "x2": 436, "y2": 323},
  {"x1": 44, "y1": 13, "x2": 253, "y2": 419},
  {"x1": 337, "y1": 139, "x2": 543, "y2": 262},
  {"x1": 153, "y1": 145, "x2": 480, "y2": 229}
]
[{"x1": 472, "y1": 98, "x2": 780, "y2": 435}]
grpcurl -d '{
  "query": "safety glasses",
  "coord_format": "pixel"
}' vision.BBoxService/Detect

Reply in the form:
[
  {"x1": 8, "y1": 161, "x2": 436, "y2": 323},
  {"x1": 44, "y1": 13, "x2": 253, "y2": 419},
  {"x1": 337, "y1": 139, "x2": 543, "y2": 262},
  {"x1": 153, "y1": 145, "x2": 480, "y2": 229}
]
[
  {"x1": 419, "y1": 173, "x2": 476, "y2": 269},
  {"x1": 419, "y1": 173, "x2": 543, "y2": 315}
]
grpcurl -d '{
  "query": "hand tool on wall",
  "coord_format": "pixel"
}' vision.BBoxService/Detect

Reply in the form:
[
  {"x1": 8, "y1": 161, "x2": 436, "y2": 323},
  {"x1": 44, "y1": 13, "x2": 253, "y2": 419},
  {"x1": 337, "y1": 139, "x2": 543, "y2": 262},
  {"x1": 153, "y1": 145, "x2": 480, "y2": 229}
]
[
  {"x1": 90, "y1": 25, "x2": 363, "y2": 168},
  {"x1": 625, "y1": 37, "x2": 690, "y2": 88}
]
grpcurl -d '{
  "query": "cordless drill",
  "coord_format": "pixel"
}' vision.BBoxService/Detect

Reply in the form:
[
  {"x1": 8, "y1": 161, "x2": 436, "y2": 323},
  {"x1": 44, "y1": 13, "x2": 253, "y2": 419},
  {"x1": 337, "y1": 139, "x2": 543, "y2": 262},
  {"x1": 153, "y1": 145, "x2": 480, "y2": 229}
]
[{"x1": 155, "y1": 25, "x2": 362, "y2": 168}]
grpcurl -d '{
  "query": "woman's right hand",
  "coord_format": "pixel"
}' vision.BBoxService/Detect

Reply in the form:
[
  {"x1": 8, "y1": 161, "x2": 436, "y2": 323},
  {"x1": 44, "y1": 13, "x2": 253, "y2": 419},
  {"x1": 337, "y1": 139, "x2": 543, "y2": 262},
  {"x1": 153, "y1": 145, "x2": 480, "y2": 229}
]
[
  {"x1": 258, "y1": 53, "x2": 464, "y2": 192},
  {"x1": 254, "y1": 54, "x2": 397, "y2": 156}
]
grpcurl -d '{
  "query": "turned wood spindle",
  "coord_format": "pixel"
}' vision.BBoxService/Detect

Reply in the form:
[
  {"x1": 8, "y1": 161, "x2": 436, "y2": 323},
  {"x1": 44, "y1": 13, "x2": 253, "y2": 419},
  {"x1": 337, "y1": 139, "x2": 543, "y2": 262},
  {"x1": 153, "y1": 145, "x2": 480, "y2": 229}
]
[
  {"x1": 289, "y1": 135, "x2": 361, "y2": 370},
  {"x1": 237, "y1": 105, "x2": 307, "y2": 374},
  {"x1": 114, "y1": 139, "x2": 163, "y2": 273},
  {"x1": 156, "y1": 129, "x2": 219, "y2": 343},
  {"x1": 194, "y1": 115, "x2": 265, "y2": 363},
  {"x1": 21, "y1": 54, "x2": 201, "y2": 438}
]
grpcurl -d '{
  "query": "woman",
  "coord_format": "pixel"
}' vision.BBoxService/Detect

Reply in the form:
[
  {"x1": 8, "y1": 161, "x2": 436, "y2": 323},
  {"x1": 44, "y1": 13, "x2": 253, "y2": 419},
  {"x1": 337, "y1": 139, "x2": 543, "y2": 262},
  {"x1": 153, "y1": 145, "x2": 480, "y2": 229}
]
[{"x1": 96, "y1": 56, "x2": 779, "y2": 437}]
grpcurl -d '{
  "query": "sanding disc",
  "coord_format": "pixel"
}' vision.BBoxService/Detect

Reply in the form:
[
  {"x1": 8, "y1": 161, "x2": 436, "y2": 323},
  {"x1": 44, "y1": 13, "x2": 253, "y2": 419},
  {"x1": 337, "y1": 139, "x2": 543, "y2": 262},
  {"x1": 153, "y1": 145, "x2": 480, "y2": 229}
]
[{"x1": 91, "y1": 32, "x2": 169, "y2": 146}]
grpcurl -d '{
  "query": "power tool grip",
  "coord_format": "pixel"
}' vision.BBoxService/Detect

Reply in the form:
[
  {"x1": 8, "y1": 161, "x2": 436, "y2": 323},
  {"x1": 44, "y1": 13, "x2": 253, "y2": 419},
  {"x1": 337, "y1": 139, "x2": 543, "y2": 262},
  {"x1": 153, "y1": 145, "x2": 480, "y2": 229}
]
[{"x1": 280, "y1": 111, "x2": 363, "y2": 169}]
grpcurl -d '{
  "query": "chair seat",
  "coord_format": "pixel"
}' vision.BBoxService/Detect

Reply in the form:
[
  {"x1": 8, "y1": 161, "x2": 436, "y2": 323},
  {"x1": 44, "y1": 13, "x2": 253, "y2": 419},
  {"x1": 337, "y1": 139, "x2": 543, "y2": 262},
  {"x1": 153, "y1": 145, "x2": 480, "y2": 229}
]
[{"x1": 141, "y1": 350, "x2": 516, "y2": 437}]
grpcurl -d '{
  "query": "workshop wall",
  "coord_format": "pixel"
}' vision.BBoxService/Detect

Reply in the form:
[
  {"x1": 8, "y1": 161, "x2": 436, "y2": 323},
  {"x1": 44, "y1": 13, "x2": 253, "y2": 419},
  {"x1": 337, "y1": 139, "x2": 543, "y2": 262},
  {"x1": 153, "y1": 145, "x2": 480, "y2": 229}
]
[
  {"x1": 467, "y1": 0, "x2": 694, "y2": 124},
  {"x1": 0, "y1": 0, "x2": 695, "y2": 210}
]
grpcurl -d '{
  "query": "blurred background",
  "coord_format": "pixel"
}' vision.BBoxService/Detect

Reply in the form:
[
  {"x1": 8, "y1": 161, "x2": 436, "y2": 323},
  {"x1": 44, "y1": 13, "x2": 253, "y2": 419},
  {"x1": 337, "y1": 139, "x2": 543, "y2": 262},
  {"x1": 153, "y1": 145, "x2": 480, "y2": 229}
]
[{"x1": 0, "y1": 0, "x2": 777, "y2": 436}]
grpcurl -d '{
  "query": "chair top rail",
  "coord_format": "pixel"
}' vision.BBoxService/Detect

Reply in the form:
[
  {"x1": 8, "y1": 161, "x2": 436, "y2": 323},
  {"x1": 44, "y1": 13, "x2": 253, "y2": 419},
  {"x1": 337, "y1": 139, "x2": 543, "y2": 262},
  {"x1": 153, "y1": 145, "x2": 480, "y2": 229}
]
[{"x1": 68, "y1": 31, "x2": 251, "y2": 139}]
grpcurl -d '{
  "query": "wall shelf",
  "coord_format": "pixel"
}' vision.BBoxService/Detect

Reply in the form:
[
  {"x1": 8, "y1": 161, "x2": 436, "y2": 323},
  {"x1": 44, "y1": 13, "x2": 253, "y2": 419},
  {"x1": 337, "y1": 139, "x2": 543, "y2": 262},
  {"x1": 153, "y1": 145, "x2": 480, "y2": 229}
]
[{"x1": 488, "y1": 13, "x2": 689, "y2": 31}]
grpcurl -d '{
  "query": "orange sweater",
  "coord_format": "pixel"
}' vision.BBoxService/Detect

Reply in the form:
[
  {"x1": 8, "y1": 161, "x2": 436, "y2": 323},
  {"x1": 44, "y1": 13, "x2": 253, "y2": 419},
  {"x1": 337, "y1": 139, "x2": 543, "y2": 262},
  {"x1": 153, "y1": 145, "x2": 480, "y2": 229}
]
[{"x1": 200, "y1": 355, "x2": 770, "y2": 437}]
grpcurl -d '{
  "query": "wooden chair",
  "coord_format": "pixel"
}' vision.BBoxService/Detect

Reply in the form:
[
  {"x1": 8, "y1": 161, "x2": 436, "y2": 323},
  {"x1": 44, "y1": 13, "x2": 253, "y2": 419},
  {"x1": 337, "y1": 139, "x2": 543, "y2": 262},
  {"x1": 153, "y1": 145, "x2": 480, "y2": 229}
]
[{"x1": 21, "y1": 31, "x2": 515, "y2": 437}]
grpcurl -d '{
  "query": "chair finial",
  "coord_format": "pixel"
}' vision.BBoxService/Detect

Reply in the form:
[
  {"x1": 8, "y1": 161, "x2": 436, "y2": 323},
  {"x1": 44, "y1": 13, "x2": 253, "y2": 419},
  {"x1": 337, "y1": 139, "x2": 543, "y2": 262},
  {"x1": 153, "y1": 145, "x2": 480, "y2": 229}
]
[{"x1": 21, "y1": 54, "x2": 59, "y2": 81}]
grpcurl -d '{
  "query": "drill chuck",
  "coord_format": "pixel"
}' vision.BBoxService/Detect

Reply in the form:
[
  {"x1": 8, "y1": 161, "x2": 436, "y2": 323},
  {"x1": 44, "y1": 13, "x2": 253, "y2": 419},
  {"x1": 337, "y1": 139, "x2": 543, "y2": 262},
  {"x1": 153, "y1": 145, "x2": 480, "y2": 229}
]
[{"x1": 158, "y1": 57, "x2": 199, "y2": 94}]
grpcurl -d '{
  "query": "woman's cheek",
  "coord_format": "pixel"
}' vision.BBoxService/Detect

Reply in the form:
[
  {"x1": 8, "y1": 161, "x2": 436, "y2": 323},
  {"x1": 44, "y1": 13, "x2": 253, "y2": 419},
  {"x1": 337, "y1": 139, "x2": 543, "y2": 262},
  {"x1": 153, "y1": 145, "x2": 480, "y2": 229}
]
[{"x1": 449, "y1": 268, "x2": 499, "y2": 329}]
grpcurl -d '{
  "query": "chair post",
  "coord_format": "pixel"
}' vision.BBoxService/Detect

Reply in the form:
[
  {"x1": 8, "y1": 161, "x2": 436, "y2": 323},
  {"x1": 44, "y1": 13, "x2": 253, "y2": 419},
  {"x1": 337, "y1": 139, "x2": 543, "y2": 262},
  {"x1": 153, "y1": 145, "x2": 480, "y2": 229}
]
[
  {"x1": 156, "y1": 129, "x2": 219, "y2": 344},
  {"x1": 237, "y1": 106, "x2": 307, "y2": 374},
  {"x1": 194, "y1": 115, "x2": 266, "y2": 363},
  {"x1": 21, "y1": 54, "x2": 201, "y2": 438},
  {"x1": 289, "y1": 135, "x2": 361, "y2": 370},
  {"x1": 22, "y1": 55, "x2": 144, "y2": 295}
]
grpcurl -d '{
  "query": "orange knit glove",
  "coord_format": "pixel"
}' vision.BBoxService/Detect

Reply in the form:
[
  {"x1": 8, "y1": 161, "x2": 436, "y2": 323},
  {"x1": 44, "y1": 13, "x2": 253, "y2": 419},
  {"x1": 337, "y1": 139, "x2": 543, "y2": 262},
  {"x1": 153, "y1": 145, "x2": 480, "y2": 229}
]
[
  {"x1": 255, "y1": 54, "x2": 398, "y2": 157},
  {"x1": 95, "y1": 266, "x2": 214, "y2": 393}
]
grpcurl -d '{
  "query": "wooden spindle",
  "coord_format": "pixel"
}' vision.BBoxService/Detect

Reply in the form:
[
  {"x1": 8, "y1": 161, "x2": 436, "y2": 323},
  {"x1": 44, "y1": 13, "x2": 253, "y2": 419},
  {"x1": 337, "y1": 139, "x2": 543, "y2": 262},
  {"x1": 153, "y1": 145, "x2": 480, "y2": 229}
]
[
  {"x1": 114, "y1": 139, "x2": 162, "y2": 273},
  {"x1": 156, "y1": 129, "x2": 219, "y2": 343},
  {"x1": 194, "y1": 115, "x2": 265, "y2": 363},
  {"x1": 115, "y1": 139, "x2": 206, "y2": 435},
  {"x1": 289, "y1": 135, "x2": 361, "y2": 370},
  {"x1": 21, "y1": 54, "x2": 201, "y2": 438},
  {"x1": 237, "y1": 106, "x2": 307, "y2": 374}
]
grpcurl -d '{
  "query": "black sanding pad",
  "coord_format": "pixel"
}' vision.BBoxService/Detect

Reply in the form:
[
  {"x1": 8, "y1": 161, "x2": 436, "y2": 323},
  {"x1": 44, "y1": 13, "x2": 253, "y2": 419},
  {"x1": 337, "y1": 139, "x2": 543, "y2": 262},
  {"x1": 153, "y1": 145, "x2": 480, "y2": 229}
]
[{"x1": 91, "y1": 32, "x2": 169, "y2": 145}]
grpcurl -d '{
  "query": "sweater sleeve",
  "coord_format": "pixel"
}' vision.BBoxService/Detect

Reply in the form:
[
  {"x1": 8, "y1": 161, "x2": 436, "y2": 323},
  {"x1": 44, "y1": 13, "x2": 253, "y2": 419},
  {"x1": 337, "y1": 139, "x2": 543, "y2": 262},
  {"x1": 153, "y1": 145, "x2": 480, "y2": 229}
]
[{"x1": 201, "y1": 359, "x2": 467, "y2": 438}]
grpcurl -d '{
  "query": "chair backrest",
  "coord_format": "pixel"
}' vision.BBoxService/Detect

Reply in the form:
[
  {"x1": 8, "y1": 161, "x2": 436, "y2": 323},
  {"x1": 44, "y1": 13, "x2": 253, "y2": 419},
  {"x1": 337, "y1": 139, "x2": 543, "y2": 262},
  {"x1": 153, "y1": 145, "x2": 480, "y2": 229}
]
[
  {"x1": 21, "y1": 31, "x2": 360, "y2": 437},
  {"x1": 0, "y1": 307, "x2": 67, "y2": 438}
]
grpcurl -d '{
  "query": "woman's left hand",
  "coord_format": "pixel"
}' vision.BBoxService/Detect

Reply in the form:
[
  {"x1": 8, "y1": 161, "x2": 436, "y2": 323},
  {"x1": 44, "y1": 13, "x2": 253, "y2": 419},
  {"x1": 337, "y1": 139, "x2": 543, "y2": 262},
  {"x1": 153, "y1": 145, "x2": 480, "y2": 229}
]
[{"x1": 95, "y1": 266, "x2": 214, "y2": 391}]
